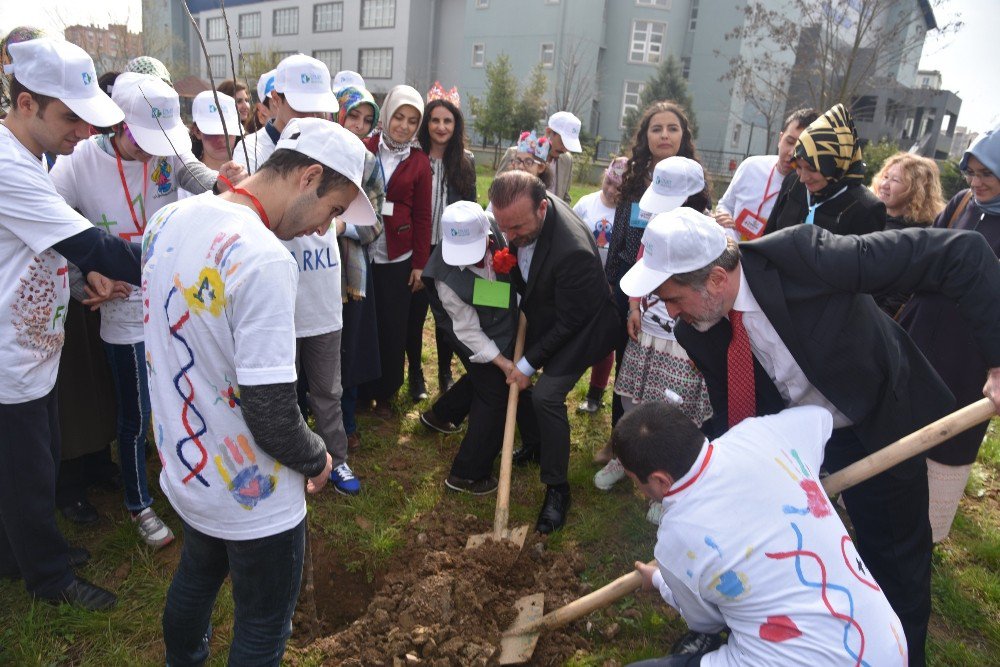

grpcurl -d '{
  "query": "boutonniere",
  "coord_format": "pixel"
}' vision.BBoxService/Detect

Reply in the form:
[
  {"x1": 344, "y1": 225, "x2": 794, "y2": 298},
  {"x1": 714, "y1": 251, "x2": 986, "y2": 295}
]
[{"x1": 492, "y1": 247, "x2": 517, "y2": 275}]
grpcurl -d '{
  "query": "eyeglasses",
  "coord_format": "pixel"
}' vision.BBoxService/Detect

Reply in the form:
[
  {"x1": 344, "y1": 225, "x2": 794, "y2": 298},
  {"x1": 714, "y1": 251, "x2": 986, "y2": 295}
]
[
  {"x1": 963, "y1": 169, "x2": 997, "y2": 183},
  {"x1": 511, "y1": 157, "x2": 538, "y2": 168}
]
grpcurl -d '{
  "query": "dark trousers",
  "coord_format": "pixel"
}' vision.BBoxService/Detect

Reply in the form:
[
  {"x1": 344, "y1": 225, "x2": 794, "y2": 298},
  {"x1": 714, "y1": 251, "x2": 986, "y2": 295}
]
[
  {"x1": 824, "y1": 427, "x2": 931, "y2": 666},
  {"x1": 433, "y1": 361, "x2": 540, "y2": 481},
  {"x1": 0, "y1": 388, "x2": 74, "y2": 596},
  {"x1": 532, "y1": 370, "x2": 586, "y2": 487},
  {"x1": 610, "y1": 283, "x2": 630, "y2": 427},
  {"x1": 407, "y1": 284, "x2": 455, "y2": 383},
  {"x1": 163, "y1": 518, "x2": 305, "y2": 667},
  {"x1": 364, "y1": 259, "x2": 412, "y2": 403}
]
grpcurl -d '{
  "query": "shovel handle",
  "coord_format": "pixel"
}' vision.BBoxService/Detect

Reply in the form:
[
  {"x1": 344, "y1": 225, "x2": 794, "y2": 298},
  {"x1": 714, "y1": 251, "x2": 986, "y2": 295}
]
[
  {"x1": 493, "y1": 313, "x2": 528, "y2": 539},
  {"x1": 823, "y1": 398, "x2": 996, "y2": 496}
]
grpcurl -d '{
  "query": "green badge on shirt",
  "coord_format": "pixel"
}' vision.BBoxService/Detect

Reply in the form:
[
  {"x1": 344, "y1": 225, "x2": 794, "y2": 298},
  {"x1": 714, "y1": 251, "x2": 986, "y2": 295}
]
[{"x1": 472, "y1": 278, "x2": 510, "y2": 308}]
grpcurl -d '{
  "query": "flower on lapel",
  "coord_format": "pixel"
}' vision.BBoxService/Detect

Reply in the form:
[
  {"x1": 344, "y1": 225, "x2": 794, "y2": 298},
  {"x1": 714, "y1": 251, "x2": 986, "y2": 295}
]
[{"x1": 492, "y1": 247, "x2": 517, "y2": 275}]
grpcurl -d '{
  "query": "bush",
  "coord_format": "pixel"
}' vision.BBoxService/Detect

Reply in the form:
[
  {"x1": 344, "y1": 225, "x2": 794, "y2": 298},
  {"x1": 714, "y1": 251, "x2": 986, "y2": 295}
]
[
  {"x1": 938, "y1": 159, "x2": 966, "y2": 202},
  {"x1": 863, "y1": 140, "x2": 900, "y2": 185}
]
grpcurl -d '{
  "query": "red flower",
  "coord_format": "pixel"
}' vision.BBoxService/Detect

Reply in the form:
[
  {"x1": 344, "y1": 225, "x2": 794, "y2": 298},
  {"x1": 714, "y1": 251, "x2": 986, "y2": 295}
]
[{"x1": 492, "y1": 247, "x2": 517, "y2": 275}]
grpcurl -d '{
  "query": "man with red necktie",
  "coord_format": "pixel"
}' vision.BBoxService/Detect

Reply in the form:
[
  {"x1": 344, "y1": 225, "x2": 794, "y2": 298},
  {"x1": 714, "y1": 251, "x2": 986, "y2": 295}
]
[{"x1": 619, "y1": 207, "x2": 1000, "y2": 667}]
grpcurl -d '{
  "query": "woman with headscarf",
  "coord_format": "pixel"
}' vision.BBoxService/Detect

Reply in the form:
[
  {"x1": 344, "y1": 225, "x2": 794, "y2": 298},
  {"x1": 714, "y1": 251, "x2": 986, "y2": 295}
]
[
  {"x1": 335, "y1": 86, "x2": 385, "y2": 451},
  {"x1": 359, "y1": 85, "x2": 432, "y2": 414},
  {"x1": 897, "y1": 125, "x2": 1000, "y2": 542},
  {"x1": 766, "y1": 103, "x2": 885, "y2": 235}
]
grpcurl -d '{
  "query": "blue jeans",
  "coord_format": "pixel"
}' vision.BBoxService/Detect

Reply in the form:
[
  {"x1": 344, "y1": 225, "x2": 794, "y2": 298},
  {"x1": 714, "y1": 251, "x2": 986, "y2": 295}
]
[
  {"x1": 104, "y1": 341, "x2": 152, "y2": 513},
  {"x1": 163, "y1": 518, "x2": 305, "y2": 666},
  {"x1": 341, "y1": 384, "x2": 358, "y2": 436}
]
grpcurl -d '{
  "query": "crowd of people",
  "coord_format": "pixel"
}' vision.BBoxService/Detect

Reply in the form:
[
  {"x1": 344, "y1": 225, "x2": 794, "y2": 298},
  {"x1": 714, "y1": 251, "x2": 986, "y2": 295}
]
[{"x1": 1, "y1": 25, "x2": 999, "y2": 667}]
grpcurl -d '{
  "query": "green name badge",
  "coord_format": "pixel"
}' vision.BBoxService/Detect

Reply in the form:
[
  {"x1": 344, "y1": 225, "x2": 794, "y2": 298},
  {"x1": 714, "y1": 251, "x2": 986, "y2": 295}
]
[{"x1": 472, "y1": 278, "x2": 511, "y2": 308}]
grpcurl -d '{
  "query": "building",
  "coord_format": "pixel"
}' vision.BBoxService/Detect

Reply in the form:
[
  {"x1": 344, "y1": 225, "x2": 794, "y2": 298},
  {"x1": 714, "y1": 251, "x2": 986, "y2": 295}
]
[
  {"x1": 142, "y1": 0, "x2": 194, "y2": 76},
  {"x1": 64, "y1": 24, "x2": 144, "y2": 75}
]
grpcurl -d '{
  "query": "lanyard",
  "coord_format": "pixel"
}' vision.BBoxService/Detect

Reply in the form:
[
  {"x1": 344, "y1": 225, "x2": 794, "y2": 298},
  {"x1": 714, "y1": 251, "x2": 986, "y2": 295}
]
[
  {"x1": 755, "y1": 163, "x2": 780, "y2": 218},
  {"x1": 112, "y1": 138, "x2": 149, "y2": 232},
  {"x1": 376, "y1": 151, "x2": 389, "y2": 188},
  {"x1": 804, "y1": 186, "x2": 848, "y2": 225},
  {"x1": 664, "y1": 443, "x2": 715, "y2": 497},
  {"x1": 217, "y1": 174, "x2": 270, "y2": 228}
]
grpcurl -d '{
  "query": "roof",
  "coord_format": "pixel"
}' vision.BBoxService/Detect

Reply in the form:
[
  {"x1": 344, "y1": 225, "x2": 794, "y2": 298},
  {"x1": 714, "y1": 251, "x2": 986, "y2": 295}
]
[{"x1": 174, "y1": 75, "x2": 211, "y2": 98}]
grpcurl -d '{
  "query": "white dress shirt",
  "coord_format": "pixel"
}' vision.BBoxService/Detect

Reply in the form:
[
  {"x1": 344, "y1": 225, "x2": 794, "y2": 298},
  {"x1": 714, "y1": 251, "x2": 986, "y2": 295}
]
[{"x1": 514, "y1": 240, "x2": 538, "y2": 376}]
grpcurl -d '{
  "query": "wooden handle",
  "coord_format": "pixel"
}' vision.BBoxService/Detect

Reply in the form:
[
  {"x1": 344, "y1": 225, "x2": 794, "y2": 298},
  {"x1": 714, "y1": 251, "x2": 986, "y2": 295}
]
[
  {"x1": 823, "y1": 398, "x2": 996, "y2": 495},
  {"x1": 493, "y1": 313, "x2": 528, "y2": 539}
]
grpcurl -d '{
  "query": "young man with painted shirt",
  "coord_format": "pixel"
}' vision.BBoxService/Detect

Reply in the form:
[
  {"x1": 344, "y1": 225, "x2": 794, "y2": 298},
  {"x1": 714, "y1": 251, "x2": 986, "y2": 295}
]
[
  {"x1": 235, "y1": 55, "x2": 368, "y2": 495},
  {"x1": 0, "y1": 38, "x2": 142, "y2": 611},
  {"x1": 144, "y1": 117, "x2": 375, "y2": 664},
  {"x1": 615, "y1": 402, "x2": 906, "y2": 666},
  {"x1": 714, "y1": 109, "x2": 817, "y2": 241}
]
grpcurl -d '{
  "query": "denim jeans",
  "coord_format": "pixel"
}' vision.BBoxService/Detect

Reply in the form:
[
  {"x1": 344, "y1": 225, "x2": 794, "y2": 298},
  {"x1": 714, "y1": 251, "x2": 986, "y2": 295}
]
[
  {"x1": 163, "y1": 518, "x2": 305, "y2": 667},
  {"x1": 341, "y1": 384, "x2": 358, "y2": 436},
  {"x1": 104, "y1": 341, "x2": 152, "y2": 513}
]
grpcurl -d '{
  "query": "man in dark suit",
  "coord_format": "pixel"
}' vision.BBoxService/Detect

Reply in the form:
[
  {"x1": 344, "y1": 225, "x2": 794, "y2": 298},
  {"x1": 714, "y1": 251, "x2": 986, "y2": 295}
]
[
  {"x1": 490, "y1": 171, "x2": 619, "y2": 533},
  {"x1": 620, "y1": 208, "x2": 1000, "y2": 666}
]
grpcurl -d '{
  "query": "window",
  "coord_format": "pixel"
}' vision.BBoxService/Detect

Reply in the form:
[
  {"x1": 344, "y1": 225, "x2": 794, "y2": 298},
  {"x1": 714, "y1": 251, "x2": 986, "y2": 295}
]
[
  {"x1": 207, "y1": 17, "x2": 226, "y2": 41},
  {"x1": 629, "y1": 20, "x2": 665, "y2": 64},
  {"x1": 620, "y1": 80, "x2": 646, "y2": 127},
  {"x1": 359, "y1": 48, "x2": 393, "y2": 79},
  {"x1": 273, "y1": 7, "x2": 299, "y2": 36},
  {"x1": 688, "y1": 0, "x2": 699, "y2": 31},
  {"x1": 238, "y1": 12, "x2": 260, "y2": 38},
  {"x1": 472, "y1": 43, "x2": 485, "y2": 68},
  {"x1": 361, "y1": 0, "x2": 396, "y2": 29},
  {"x1": 731, "y1": 123, "x2": 742, "y2": 148},
  {"x1": 681, "y1": 56, "x2": 691, "y2": 79},
  {"x1": 476, "y1": 0, "x2": 489, "y2": 7},
  {"x1": 208, "y1": 55, "x2": 227, "y2": 79},
  {"x1": 540, "y1": 42, "x2": 555, "y2": 68},
  {"x1": 313, "y1": 49, "x2": 342, "y2": 74},
  {"x1": 313, "y1": 2, "x2": 343, "y2": 32},
  {"x1": 636, "y1": 0, "x2": 669, "y2": 6}
]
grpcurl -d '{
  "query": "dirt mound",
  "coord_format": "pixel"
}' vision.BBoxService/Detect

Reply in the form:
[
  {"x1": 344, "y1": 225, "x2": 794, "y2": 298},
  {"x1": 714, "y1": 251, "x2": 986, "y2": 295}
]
[{"x1": 297, "y1": 513, "x2": 591, "y2": 666}]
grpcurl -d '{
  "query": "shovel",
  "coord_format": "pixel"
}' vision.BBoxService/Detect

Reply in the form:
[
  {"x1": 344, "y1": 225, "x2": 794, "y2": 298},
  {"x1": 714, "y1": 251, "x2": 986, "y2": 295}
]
[
  {"x1": 498, "y1": 397, "x2": 997, "y2": 664},
  {"x1": 467, "y1": 313, "x2": 532, "y2": 549}
]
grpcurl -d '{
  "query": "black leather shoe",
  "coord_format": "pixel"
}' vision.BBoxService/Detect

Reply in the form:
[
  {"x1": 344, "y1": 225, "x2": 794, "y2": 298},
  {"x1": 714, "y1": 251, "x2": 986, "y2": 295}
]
[
  {"x1": 438, "y1": 374, "x2": 455, "y2": 392},
  {"x1": 535, "y1": 486, "x2": 571, "y2": 534},
  {"x1": 420, "y1": 410, "x2": 462, "y2": 435},
  {"x1": 39, "y1": 576, "x2": 117, "y2": 611},
  {"x1": 409, "y1": 371, "x2": 429, "y2": 402},
  {"x1": 512, "y1": 445, "x2": 541, "y2": 466},
  {"x1": 60, "y1": 499, "x2": 99, "y2": 525},
  {"x1": 69, "y1": 546, "x2": 91, "y2": 568}
]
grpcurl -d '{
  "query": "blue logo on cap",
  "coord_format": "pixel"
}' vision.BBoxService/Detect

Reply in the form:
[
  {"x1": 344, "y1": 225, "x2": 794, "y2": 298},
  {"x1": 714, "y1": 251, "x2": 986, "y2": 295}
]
[
  {"x1": 300, "y1": 74, "x2": 312, "y2": 84},
  {"x1": 81, "y1": 72, "x2": 93, "y2": 86},
  {"x1": 209, "y1": 104, "x2": 218, "y2": 113},
  {"x1": 151, "y1": 108, "x2": 163, "y2": 119}
]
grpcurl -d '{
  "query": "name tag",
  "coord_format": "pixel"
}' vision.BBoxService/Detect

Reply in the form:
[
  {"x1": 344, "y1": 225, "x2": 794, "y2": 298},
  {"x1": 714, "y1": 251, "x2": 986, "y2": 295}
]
[
  {"x1": 382, "y1": 201, "x2": 395, "y2": 216},
  {"x1": 472, "y1": 278, "x2": 511, "y2": 308},
  {"x1": 734, "y1": 208, "x2": 767, "y2": 240},
  {"x1": 629, "y1": 202, "x2": 652, "y2": 229}
]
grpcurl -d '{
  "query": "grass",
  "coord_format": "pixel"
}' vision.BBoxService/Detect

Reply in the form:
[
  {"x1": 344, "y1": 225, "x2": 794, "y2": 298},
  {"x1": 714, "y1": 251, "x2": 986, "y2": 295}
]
[{"x1": 476, "y1": 161, "x2": 597, "y2": 209}]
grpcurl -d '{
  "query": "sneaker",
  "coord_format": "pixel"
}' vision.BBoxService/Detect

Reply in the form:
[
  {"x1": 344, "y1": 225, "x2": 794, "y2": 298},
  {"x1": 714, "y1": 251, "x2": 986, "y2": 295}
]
[
  {"x1": 133, "y1": 508, "x2": 175, "y2": 550},
  {"x1": 576, "y1": 398, "x2": 603, "y2": 414},
  {"x1": 330, "y1": 463, "x2": 361, "y2": 496},
  {"x1": 444, "y1": 475, "x2": 498, "y2": 495},
  {"x1": 594, "y1": 458, "x2": 626, "y2": 491},
  {"x1": 420, "y1": 410, "x2": 462, "y2": 435},
  {"x1": 646, "y1": 500, "x2": 664, "y2": 525},
  {"x1": 670, "y1": 629, "x2": 727, "y2": 655}
]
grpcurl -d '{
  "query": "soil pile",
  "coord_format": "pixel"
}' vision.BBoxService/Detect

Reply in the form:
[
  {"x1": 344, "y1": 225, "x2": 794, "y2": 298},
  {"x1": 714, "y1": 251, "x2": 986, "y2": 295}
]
[{"x1": 301, "y1": 513, "x2": 591, "y2": 666}]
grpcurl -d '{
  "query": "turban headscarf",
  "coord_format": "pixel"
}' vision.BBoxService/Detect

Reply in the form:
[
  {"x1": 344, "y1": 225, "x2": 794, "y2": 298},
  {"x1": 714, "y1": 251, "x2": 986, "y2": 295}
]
[{"x1": 794, "y1": 103, "x2": 866, "y2": 199}]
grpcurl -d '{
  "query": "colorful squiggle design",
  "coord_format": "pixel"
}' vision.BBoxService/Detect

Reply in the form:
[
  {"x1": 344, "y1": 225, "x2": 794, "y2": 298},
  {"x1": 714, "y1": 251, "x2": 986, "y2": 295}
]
[{"x1": 165, "y1": 284, "x2": 209, "y2": 486}]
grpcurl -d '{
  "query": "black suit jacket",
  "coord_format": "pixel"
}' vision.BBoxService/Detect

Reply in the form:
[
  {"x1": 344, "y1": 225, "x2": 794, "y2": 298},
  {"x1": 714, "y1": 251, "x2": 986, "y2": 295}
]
[
  {"x1": 765, "y1": 172, "x2": 886, "y2": 236},
  {"x1": 676, "y1": 225, "x2": 1000, "y2": 462},
  {"x1": 511, "y1": 196, "x2": 619, "y2": 376}
]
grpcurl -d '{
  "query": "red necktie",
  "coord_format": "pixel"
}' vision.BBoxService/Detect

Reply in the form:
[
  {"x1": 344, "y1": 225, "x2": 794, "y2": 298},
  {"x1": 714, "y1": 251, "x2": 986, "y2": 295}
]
[{"x1": 727, "y1": 310, "x2": 756, "y2": 427}]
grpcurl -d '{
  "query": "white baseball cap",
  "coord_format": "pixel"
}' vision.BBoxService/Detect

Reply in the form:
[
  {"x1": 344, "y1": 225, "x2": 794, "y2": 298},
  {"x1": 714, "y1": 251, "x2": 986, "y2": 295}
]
[
  {"x1": 441, "y1": 201, "x2": 491, "y2": 266},
  {"x1": 112, "y1": 72, "x2": 191, "y2": 156},
  {"x1": 547, "y1": 111, "x2": 582, "y2": 153},
  {"x1": 5, "y1": 38, "x2": 123, "y2": 127},
  {"x1": 620, "y1": 208, "x2": 728, "y2": 298},
  {"x1": 276, "y1": 117, "x2": 378, "y2": 227},
  {"x1": 192, "y1": 90, "x2": 240, "y2": 137},
  {"x1": 257, "y1": 69, "x2": 277, "y2": 104},
  {"x1": 333, "y1": 70, "x2": 365, "y2": 94},
  {"x1": 638, "y1": 156, "x2": 705, "y2": 214},
  {"x1": 275, "y1": 54, "x2": 338, "y2": 114}
]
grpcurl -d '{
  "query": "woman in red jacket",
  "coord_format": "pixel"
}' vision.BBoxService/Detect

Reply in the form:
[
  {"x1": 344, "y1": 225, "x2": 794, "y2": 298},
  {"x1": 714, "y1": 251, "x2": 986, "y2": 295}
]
[{"x1": 361, "y1": 85, "x2": 432, "y2": 414}]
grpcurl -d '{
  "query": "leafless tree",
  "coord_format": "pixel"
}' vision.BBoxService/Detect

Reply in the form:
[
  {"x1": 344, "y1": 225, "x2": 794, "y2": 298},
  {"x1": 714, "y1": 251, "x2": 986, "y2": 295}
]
[{"x1": 552, "y1": 38, "x2": 599, "y2": 118}]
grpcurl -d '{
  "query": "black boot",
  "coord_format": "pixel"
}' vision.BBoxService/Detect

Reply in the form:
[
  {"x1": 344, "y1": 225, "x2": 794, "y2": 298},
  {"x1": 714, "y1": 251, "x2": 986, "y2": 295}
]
[{"x1": 409, "y1": 368, "x2": 428, "y2": 402}]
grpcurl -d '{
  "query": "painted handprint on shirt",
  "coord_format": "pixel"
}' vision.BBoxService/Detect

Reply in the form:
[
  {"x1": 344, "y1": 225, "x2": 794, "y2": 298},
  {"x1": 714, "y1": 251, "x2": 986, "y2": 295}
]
[{"x1": 214, "y1": 434, "x2": 281, "y2": 510}]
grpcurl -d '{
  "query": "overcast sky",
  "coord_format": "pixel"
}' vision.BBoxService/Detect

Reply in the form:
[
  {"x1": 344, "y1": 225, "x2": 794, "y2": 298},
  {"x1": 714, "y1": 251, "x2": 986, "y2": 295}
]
[{"x1": 1, "y1": 0, "x2": 995, "y2": 133}]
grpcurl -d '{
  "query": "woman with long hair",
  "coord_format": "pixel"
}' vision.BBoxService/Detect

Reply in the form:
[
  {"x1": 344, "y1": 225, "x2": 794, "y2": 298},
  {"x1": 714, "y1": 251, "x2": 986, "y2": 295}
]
[{"x1": 411, "y1": 93, "x2": 478, "y2": 395}]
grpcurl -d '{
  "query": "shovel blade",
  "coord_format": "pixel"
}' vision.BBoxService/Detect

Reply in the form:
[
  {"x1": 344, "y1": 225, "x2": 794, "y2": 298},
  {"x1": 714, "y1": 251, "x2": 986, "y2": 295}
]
[
  {"x1": 499, "y1": 593, "x2": 545, "y2": 665},
  {"x1": 465, "y1": 524, "x2": 530, "y2": 550}
]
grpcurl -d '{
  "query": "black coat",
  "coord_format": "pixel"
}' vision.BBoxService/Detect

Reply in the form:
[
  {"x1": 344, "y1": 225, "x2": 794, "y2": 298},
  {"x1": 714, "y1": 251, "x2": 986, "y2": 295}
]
[
  {"x1": 676, "y1": 225, "x2": 1000, "y2": 470},
  {"x1": 766, "y1": 172, "x2": 886, "y2": 236},
  {"x1": 511, "y1": 196, "x2": 619, "y2": 376}
]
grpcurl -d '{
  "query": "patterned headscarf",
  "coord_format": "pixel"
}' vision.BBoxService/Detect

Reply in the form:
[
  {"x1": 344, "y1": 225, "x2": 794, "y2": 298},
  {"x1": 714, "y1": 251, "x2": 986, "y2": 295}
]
[
  {"x1": 126, "y1": 56, "x2": 172, "y2": 87},
  {"x1": 336, "y1": 86, "x2": 380, "y2": 133},
  {"x1": 794, "y1": 103, "x2": 866, "y2": 198}
]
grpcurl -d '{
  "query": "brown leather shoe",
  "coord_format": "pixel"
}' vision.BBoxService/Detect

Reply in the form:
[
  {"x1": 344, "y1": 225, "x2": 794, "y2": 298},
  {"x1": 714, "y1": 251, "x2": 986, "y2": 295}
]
[{"x1": 347, "y1": 432, "x2": 361, "y2": 453}]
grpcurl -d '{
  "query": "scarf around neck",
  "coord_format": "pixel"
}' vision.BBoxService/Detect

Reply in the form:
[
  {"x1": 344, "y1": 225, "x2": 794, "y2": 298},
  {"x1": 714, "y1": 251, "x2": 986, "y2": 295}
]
[{"x1": 794, "y1": 103, "x2": 866, "y2": 200}]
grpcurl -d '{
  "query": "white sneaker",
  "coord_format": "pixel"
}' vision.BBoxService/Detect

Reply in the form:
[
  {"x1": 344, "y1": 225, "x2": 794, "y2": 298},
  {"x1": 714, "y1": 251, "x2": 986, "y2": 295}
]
[
  {"x1": 133, "y1": 508, "x2": 175, "y2": 550},
  {"x1": 646, "y1": 500, "x2": 664, "y2": 525},
  {"x1": 594, "y1": 458, "x2": 626, "y2": 491}
]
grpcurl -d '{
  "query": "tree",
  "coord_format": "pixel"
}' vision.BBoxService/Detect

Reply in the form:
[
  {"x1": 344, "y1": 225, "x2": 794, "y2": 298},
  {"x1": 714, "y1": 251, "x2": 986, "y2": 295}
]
[
  {"x1": 469, "y1": 54, "x2": 519, "y2": 151},
  {"x1": 621, "y1": 55, "x2": 697, "y2": 146},
  {"x1": 553, "y1": 39, "x2": 599, "y2": 118},
  {"x1": 511, "y1": 63, "x2": 548, "y2": 140}
]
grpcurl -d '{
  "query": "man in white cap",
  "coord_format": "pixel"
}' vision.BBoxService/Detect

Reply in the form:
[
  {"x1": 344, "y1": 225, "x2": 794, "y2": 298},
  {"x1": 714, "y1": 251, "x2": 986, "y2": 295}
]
[
  {"x1": 619, "y1": 210, "x2": 1000, "y2": 666},
  {"x1": 0, "y1": 37, "x2": 143, "y2": 611},
  {"x1": 496, "y1": 110, "x2": 583, "y2": 204},
  {"x1": 420, "y1": 201, "x2": 540, "y2": 493},
  {"x1": 251, "y1": 68, "x2": 277, "y2": 131},
  {"x1": 144, "y1": 117, "x2": 375, "y2": 665}
]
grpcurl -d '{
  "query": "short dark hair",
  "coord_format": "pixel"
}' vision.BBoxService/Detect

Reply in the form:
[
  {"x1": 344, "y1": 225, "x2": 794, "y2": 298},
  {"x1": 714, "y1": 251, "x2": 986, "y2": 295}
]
[
  {"x1": 258, "y1": 148, "x2": 354, "y2": 198},
  {"x1": 488, "y1": 170, "x2": 547, "y2": 210},
  {"x1": 9, "y1": 75, "x2": 54, "y2": 116},
  {"x1": 671, "y1": 237, "x2": 741, "y2": 289},
  {"x1": 783, "y1": 108, "x2": 818, "y2": 133},
  {"x1": 611, "y1": 402, "x2": 704, "y2": 483}
]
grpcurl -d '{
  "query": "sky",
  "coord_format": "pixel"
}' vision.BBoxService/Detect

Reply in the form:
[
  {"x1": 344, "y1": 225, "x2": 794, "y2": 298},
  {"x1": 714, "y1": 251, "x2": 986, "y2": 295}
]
[{"x1": 0, "y1": 0, "x2": 995, "y2": 134}]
